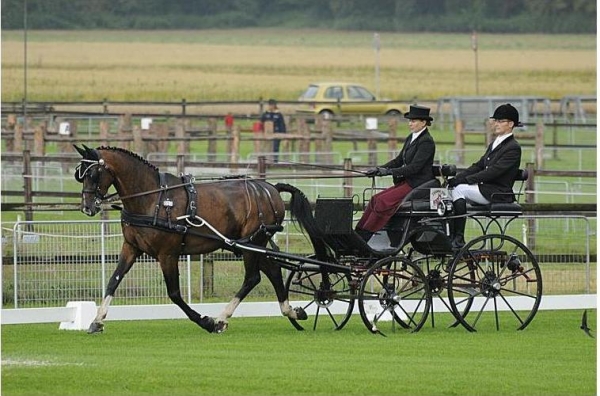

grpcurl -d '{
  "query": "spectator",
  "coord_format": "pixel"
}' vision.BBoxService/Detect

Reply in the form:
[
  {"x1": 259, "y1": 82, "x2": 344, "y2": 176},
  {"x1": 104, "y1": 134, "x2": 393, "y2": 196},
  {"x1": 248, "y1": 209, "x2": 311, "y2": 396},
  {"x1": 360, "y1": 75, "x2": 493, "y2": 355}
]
[{"x1": 260, "y1": 98, "x2": 286, "y2": 162}]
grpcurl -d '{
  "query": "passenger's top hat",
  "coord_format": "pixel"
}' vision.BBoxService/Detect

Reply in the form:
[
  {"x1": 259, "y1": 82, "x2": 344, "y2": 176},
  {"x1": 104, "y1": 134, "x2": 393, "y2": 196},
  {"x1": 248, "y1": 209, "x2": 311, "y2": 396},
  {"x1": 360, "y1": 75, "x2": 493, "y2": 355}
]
[
  {"x1": 490, "y1": 103, "x2": 523, "y2": 127},
  {"x1": 404, "y1": 105, "x2": 433, "y2": 121}
]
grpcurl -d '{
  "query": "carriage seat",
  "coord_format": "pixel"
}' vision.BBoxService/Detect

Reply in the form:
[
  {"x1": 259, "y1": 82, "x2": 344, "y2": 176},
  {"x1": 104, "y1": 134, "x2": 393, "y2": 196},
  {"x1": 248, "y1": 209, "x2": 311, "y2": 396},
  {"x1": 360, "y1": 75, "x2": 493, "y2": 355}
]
[
  {"x1": 466, "y1": 169, "x2": 528, "y2": 217},
  {"x1": 314, "y1": 197, "x2": 398, "y2": 257}
]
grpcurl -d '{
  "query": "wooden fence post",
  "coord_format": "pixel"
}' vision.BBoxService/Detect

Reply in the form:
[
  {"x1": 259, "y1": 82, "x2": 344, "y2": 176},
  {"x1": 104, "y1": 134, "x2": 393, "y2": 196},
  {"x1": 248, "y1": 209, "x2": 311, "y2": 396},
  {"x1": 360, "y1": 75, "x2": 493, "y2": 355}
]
[
  {"x1": 280, "y1": 115, "x2": 291, "y2": 163},
  {"x1": 230, "y1": 125, "x2": 240, "y2": 164},
  {"x1": 257, "y1": 156, "x2": 267, "y2": 179},
  {"x1": 176, "y1": 154, "x2": 185, "y2": 175},
  {"x1": 175, "y1": 119, "x2": 187, "y2": 155},
  {"x1": 298, "y1": 117, "x2": 311, "y2": 163},
  {"x1": 99, "y1": 120, "x2": 110, "y2": 147},
  {"x1": 14, "y1": 121, "x2": 23, "y2": 152},
  {"x1": 387, "y1": 117, "x2": 398, "y2": 155},
  {"x1": 132, "y1": 125, "x2": 145, "y2": 156},
  {"x1": 33, "y1": 122, "x2": 46, "y2": 156},
  {"x1": 23, "y1": 150, "x2": 33, "y2": 222},
  {"x1": 263, "y1": 121, "x2": 274, "y2": 161},
  {"x1": 118, "y1": 114, "x2": 132, "y2": 150},
  {"x1": 535, "y1": 121, "x2": 545, "y2": 168},
  {"x1": 207, "y1": 118, "x2": 217, "y2": 162},
  {"x1": 343, "y1": 158, "x2": 353, "y2": 198},
  {"x1": 454, "y1": 119, "x2": 465, "y2": 165},
  {"x1": 321, "y1": 118, "x2": 333, "y2": 164},
  {"x1": 5, "y1": 114, "x2": 16, "y2": 152},
  {"x1": 314, "y1": 117, "x2": 323, "y2": 153},
  {"x1": 155, "y1": 123, "x2": 169, "y2": 153}
]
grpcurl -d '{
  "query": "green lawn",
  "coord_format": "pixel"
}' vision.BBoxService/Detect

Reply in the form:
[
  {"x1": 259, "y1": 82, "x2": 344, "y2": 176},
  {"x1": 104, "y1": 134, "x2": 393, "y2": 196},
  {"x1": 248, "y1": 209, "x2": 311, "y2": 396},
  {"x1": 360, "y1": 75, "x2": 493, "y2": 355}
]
[{"x1": 1, "y1": 310, "x2": 596, "y2": 396}]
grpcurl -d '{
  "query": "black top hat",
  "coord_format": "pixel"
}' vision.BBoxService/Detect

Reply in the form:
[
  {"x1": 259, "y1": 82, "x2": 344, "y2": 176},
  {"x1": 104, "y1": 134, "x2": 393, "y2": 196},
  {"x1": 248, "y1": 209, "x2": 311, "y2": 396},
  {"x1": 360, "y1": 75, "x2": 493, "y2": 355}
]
[
  {"x1": 490, "y1": 103, "x2": 523, "y2": 127},
  {"x1": 404, "y1": 105, "x2": 433, "y2": 121}
]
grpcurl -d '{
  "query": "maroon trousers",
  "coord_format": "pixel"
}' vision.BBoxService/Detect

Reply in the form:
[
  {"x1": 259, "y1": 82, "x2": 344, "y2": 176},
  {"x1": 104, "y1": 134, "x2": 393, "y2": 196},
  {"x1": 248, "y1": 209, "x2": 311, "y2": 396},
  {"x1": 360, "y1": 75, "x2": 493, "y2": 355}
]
[{"x1": 356, "y1": 181, "x2": 413, "y2": 232}]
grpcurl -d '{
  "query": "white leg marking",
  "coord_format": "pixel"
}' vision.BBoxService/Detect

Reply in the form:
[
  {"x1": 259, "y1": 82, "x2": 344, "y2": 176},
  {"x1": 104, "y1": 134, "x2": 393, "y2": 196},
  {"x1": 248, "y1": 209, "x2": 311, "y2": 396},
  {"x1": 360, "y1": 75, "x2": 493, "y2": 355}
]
[
  {"x1": 93, "y1": 295, "x2": 113, "y2": 323},
  {"x1": 217, "y1": 297, "x2": 241, "y2": 322},
  {"x1": 280, "y1": 300, "x2": 295, "y2": 318}
]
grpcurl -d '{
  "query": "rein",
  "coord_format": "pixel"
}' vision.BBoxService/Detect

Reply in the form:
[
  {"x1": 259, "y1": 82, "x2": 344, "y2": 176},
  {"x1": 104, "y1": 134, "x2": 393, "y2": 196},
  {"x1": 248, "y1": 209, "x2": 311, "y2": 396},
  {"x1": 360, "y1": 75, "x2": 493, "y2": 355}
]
[{"x1": 107, "y1": 181, "x2": 193, "y2": 203}]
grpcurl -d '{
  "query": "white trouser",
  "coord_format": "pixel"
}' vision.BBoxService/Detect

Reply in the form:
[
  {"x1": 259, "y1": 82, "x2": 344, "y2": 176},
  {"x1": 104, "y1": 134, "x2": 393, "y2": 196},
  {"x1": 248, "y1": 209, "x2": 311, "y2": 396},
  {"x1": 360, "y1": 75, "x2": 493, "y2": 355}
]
[{"x1": 451, "y1": 184, "x2": 490, "y2": 205}]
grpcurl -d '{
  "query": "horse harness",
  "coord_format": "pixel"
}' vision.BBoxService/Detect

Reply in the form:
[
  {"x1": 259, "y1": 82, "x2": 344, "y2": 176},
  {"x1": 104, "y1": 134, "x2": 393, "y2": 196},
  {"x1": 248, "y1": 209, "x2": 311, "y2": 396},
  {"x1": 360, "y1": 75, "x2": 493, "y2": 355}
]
[{"x1": 118, "y1": 173, "x2": 283, "y2": 253}]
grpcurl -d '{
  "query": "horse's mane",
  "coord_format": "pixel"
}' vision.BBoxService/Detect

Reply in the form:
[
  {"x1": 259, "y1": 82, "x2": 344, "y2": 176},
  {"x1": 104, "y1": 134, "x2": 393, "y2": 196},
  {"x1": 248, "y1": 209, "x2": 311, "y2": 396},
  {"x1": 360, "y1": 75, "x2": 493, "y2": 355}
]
[{"x1": 97, "y1": 146, "x2": 159, "y2": 172}]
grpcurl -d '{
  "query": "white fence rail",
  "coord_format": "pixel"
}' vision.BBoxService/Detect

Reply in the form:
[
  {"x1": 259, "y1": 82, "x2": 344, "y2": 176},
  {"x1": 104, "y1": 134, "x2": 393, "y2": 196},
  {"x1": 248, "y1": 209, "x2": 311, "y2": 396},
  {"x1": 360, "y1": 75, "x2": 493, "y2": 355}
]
[{"x1": 1, "y1": 216, "x2": 596, "y2": 325}]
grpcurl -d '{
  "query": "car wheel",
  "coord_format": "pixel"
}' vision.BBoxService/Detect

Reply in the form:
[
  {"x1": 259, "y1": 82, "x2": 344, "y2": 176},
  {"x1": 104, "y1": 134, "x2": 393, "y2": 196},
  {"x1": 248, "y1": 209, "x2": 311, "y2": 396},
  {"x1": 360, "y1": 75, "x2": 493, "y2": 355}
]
[{"x1": 319, "y1": 110, "x2": 334, "y2": 120}]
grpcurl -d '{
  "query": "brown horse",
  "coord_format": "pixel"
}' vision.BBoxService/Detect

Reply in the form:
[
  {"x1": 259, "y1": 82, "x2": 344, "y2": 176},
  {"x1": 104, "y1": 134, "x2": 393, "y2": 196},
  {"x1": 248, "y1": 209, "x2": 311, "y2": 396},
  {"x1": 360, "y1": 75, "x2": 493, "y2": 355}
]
[{"x1": 73, "y1": 145, "x2": 325, "y2": 333}]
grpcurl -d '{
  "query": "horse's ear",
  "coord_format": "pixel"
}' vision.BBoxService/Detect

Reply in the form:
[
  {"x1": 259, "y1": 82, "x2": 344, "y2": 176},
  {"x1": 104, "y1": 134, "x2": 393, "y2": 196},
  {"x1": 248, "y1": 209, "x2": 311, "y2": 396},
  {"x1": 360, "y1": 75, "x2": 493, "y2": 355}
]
[
  {"x1": 73, "y1": 144, "x2": 86, "y2": 158},
  {"x1": 82, "y1": 144, "x2": 99, "y2": 160}
]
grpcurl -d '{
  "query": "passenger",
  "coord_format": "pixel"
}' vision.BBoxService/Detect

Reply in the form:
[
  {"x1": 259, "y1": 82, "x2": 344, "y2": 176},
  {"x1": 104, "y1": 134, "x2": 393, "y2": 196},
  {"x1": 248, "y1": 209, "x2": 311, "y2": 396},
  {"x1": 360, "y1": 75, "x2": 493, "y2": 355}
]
[
  {"x1": 356, "y1": 105, "x2": 436, "y2": 242},
  {"x1": 447, "y1": 103, "x2": 523, "y2": 249}
]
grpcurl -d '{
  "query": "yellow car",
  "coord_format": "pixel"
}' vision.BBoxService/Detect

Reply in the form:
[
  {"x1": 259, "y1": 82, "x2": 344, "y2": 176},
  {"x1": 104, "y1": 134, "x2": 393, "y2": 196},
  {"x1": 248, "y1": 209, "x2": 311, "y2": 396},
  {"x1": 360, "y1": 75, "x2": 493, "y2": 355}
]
[{"x1": 296, "y1": 82, "x2": 403, "y2": 118}]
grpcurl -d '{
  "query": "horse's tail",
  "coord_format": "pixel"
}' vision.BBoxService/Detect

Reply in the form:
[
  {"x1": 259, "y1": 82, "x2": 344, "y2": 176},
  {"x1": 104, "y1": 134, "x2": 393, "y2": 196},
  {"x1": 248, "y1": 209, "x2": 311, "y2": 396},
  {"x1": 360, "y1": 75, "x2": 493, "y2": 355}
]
[{"x1": 274, "y1": 183, "x2": 331, "y2": 261}]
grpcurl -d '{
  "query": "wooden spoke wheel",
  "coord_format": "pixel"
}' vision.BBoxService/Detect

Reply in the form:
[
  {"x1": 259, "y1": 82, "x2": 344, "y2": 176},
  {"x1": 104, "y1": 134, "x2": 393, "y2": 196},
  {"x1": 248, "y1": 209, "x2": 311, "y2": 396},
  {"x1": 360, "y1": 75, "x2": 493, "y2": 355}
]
[
  {"x1": 447, "y1": 234, "x2": 543, "y2": 332},
  {"x1": 358, "y1": 256, "x2": 430, "y2": 335},
  {"x1": 285, "y1": 268, "x2": 355, "y2": 331}
]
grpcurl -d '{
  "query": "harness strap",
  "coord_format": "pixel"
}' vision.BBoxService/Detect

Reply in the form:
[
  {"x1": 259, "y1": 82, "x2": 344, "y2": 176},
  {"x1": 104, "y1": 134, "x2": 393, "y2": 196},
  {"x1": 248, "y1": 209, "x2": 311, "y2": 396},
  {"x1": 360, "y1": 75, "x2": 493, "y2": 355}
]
[{"x1": 181, "y1": 174, "x2": 198, "y2": 219}]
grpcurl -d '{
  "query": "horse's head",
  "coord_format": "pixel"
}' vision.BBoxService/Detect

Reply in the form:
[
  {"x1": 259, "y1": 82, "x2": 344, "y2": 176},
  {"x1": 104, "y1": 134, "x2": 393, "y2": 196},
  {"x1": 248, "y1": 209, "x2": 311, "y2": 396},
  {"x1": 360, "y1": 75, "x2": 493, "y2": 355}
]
[{"x1": 73, "y1": 144, "x2": 114, "y2": 216}]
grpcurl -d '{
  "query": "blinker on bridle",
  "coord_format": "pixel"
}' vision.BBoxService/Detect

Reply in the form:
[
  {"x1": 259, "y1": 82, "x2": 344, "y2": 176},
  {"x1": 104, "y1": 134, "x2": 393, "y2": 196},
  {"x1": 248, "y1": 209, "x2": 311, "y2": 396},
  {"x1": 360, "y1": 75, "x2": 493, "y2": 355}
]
[{"x1": 76, "y1": 158, "x2": 114, "y2": 208}]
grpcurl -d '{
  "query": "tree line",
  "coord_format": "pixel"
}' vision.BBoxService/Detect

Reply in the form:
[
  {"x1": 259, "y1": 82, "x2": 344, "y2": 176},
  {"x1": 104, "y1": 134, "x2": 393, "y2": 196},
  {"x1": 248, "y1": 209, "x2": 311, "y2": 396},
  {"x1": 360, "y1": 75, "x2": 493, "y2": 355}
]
[{"x1": 1, "y1": 0, "x2": 596, "y2": 33}]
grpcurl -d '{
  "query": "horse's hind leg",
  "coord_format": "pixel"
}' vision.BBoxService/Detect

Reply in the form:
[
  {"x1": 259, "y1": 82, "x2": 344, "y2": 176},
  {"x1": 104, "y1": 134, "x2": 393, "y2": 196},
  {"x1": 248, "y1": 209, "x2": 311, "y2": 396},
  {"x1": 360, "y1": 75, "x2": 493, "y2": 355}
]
[
  {"x1": 215, "y1": 251, "x2": 263, "y2": 330},
  {"x1": 259, "y1": 257, "x2": 308, "y2": 321},
  {"x1": 88, "y1": 242, "x2": 140, "y2": 334},
  {"x1": 159, "y1": 255, "x2": 217, "y2": 333}
]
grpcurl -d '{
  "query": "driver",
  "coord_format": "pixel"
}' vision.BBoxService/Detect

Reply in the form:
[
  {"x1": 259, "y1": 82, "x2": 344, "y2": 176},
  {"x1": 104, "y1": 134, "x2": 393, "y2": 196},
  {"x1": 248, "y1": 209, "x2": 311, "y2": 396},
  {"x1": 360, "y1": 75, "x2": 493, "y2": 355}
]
[{"x1": 355, "y1": 105, "x2": 436, "y2": 242}]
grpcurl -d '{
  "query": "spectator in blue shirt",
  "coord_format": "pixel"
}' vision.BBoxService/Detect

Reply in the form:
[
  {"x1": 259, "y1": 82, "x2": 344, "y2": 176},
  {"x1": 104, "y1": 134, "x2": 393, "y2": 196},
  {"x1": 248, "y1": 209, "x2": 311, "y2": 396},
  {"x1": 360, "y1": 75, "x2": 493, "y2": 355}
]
[{"x1": 261, "y1": 98, "x2": 287, "y2": 162}]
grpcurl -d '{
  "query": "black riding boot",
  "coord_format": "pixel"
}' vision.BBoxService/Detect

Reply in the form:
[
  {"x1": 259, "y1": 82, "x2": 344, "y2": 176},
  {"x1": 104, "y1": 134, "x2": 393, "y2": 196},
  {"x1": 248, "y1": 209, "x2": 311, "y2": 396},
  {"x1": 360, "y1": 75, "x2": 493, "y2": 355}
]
[{"x1": 451, "y1": 198, "x2": 467, "y2": 249}]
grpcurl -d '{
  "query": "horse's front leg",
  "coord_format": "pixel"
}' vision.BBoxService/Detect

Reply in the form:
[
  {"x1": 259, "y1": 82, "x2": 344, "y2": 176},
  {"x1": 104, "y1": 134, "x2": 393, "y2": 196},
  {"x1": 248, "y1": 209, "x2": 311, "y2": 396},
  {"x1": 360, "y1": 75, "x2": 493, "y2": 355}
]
[
  {"x1": 159, "y1": 255, "x2": 217, "y2": 333},
  {"x1": 88, "y1": 242, "x2": 140, "y2": 334}
]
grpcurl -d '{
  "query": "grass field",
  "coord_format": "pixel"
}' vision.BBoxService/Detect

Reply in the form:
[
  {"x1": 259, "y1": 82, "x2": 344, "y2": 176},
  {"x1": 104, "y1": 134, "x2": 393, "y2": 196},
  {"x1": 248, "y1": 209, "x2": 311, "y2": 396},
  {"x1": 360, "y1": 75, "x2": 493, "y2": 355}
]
[
  {"x1": 1, "y1": 29, "x2": 596, "y2": 101},
  {"x1": 1, "y1": 310, "x2": 596, "y2": 396}
]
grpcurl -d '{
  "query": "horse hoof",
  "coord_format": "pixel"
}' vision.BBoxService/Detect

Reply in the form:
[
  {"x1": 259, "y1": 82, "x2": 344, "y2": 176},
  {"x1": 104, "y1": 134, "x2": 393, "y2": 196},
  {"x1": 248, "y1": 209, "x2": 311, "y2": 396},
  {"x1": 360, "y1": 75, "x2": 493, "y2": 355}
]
[
  {"x1": 214, "y1": 321, "x2": 228, "y2": 334},
  {"x1": 294, "y1": 307, "x2": 308, "y2": 321},
  {"x1": 87, "y1": 322, "x2": 104, "y2": 334}
]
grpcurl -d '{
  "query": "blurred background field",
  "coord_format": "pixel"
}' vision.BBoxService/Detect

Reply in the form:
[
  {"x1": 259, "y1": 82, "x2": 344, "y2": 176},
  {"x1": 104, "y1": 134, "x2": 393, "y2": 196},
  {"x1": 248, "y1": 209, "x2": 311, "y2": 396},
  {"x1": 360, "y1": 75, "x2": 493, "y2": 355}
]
[{"x1": 1, "y1": 30, "x2": 596, "y2": 102}]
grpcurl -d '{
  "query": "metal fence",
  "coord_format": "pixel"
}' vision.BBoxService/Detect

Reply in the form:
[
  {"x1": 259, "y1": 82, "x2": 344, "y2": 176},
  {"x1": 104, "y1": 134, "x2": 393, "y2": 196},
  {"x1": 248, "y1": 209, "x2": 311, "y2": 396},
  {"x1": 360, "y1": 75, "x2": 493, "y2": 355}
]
[{"x1": 1, "y1": 215, "x2": 596, "y2": 309}]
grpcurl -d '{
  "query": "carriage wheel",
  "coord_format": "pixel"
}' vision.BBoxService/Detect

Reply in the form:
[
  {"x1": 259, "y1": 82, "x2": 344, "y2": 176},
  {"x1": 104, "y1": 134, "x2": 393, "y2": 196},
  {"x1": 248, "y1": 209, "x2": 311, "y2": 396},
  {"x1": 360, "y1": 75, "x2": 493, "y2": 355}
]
[
  {"x1": 447, "y1": 234, "x2": 543, "y2": 332},
  {"x1": 358, "y1": 256, "x2": 430, "y2": 335},
  {"x1": 410, "y1": 254, "x2": 475, "y2": 329},
  {"x1": 285, "y1": 268, "x2": 355, "y2": 331}
]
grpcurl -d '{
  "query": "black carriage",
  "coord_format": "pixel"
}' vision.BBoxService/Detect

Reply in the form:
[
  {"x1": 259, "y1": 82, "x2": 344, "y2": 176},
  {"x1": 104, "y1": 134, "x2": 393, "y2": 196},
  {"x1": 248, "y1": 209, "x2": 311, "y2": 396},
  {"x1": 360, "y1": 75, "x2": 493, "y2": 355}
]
[{"x1": 283, "y1": 164, "x2": 542, "y2": 334}]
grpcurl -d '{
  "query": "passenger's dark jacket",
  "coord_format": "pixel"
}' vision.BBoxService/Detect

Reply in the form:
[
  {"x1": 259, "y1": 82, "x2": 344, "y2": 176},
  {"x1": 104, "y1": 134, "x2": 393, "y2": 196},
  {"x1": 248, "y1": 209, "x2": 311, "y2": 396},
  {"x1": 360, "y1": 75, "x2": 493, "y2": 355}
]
[
  {"x1": 381, "y1": 129, "x2": 436, "y2": 188},
  {"x1": 455, "y1": 135, "x2": 522, "y2": 202}
]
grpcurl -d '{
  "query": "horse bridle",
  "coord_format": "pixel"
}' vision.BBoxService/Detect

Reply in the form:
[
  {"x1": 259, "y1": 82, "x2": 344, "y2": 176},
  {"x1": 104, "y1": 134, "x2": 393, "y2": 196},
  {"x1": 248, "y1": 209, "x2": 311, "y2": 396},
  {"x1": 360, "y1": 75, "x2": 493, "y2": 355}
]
[
  {"x1": 75, "y1": 158, "x2": 117, "y2": 209},
  {"x1": 76, "y1": 157, "x2": 195, "y2": 208}
]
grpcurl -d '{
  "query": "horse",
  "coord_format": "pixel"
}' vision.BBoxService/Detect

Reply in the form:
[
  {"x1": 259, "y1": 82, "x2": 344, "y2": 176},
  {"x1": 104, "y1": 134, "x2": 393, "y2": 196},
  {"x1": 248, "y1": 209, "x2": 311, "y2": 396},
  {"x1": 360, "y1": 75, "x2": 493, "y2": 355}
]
[{"x1": 73, "y1": 145, "x2": 326, "y2": 333}]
